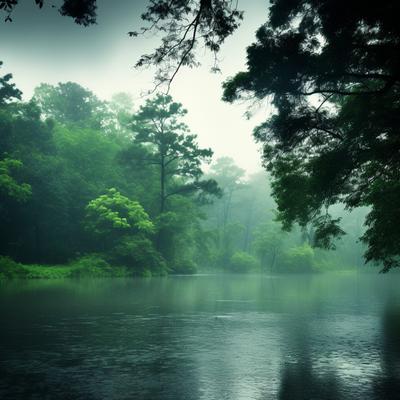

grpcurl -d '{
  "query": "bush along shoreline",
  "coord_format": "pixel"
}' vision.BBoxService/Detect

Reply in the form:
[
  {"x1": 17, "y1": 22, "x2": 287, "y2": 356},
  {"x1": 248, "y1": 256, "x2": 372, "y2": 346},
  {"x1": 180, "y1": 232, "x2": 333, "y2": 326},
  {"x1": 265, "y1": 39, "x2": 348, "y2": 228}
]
[{"x1": 0, "y1": 255, "x2": 169, "y2": 280}]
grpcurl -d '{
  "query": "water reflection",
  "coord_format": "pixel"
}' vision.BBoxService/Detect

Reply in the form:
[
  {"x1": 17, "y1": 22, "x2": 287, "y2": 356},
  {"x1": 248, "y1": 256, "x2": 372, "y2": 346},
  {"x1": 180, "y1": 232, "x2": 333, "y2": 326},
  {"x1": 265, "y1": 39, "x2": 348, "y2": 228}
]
[
  {"x1": 1, "y1": 274, "x2": 400, "y2": 399},
  {"x1": 277, "y1": 317, "x2": 340, "y2": 400},
  {"x1": 372, "y1": 304, "x2": 400, "y2": 400}
]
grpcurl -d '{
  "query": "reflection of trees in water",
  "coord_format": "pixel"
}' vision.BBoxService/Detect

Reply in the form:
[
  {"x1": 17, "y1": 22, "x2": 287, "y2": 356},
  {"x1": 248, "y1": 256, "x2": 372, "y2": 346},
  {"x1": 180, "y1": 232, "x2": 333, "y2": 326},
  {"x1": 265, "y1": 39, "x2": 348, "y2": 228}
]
[
  {"x1": 278, "y1": 360, "x2": 340, "y2": 400},
  {"x1": 277, "y1": 316, "x2": 340, "y2": 400},
  {"x1": 372, "y1": 305, "x2": 400, "y2": 400},
  {"x1": 121, "y1": 314, "x2": 201, "y2": 400},
  {"x1": 0, "y1": 280, "x2": 203, "y2": 400}
]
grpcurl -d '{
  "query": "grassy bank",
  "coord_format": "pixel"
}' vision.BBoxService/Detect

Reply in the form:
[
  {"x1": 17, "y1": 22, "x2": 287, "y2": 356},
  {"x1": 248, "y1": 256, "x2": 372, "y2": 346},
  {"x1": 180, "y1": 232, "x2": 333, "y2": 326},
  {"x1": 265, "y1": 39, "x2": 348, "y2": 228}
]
[{"x1": 0, "y1": 255, "x2": 135, "y2": 280}]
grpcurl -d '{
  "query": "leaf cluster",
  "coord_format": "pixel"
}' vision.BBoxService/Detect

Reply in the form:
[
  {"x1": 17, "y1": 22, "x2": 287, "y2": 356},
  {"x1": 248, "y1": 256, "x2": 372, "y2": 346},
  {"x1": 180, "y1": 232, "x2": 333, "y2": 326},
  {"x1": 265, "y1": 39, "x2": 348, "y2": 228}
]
[
  {"x1": 223, "y1": 0, "x2": 400, "y2": 270},
  {"x1": 85, "y1": 188, "x2": 154, "y2": 236}
]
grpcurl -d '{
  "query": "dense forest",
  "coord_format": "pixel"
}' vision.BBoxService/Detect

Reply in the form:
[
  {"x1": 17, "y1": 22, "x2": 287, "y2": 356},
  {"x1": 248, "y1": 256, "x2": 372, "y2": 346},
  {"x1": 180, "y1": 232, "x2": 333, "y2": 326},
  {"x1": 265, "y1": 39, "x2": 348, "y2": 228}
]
[
  {"x1": 0, "y1": 67, "x2": 367, "y2": 278},
  {"x1": 0, "y1": 0, "x2": 399, "y2": 278},
  {"x1": 1, "y1": 2, "x2": 400, "y2": 400}
]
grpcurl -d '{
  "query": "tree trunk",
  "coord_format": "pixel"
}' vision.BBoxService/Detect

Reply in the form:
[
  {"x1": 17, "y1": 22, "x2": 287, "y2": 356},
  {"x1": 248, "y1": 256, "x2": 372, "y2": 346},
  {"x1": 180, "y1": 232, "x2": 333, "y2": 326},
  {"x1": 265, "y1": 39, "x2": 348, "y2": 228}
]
[
  {"x1": 157, "y1": 153, "x2": 166, "y2": 252},
  {"x1": 160, "y1": 154, "x2": 165, "y2": 214}
]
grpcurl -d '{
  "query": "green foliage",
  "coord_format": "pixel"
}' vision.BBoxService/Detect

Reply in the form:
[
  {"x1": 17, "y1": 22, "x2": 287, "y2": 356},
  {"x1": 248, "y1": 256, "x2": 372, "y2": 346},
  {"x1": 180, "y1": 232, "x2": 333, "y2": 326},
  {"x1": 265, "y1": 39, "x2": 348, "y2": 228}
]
[
  {"x1": 229, "y1": 251, "x2": 259, "y2": 273},
  {"x1": 0, "y1": 256, "x2": 71, "y2": 280},
  {"x1": 170, "y1": 259, "x2": 198, "y2": 275},
  {"x1": 253, "y1": 222, "x2": 284, "y2": 270},
  {"x1": 222, "y1": 0, "x2": 400, "y2": 270},
  {"x1": 209, "y1": 157, "x2": 246, "y2": 193},
  {"x1": 121, "y1": 95, "x2": 221, "y2": 268},
  {"x1": 0, "y1": 158, "x2": 31, "y2": 201},
  {"x1": 203, "y1": 160, "x2": 281, "y2": 271},
  {"x1": 129, "y1": 94, "x2": 219, "y2": 213},
  {"x1": 0, "y1": 61, "x2": 21, "y2": 105},
  {"x1": 0, "y1": 74, "x2": 218, "y2": 273},
  {"x1": 23, "y1": 264, "x2": 75, "y2": 279},
  {"x1": 85, "y1": 189, "x2": 154, "y2": 236},
  {"x1": 111, "y1": 236, "x2": 166, "y2": 275},
  {"x1": 69, "y1": 255, "x2": 126, "y2": 278},
  {"x1": 0, "y1": 64, "x2": 368, "y2": 277},
  {"x1": 0, "y1": 256, "x2": 28, "y2": 279},
  {"x1": 278, "y1": 245, "x2": 316, "y2": 273},
  {"x1": 154, "y1": 195, "x2": 212, "y2": 271},
  {"x1": 155, "y1": 209, "x2": 194, "y2": 265},
  {"x1": 362, "y1": 180, "x2": 400, "y2": 272},
  {"x1": 0, "y1": 254, "x2": 130, "y2": 280},
  {"x1": 84, "y1": 190, "x2": 166, "y2": 274},
  {"x1": 33, "y1": 82, "x2": 105, "y2": 127}
]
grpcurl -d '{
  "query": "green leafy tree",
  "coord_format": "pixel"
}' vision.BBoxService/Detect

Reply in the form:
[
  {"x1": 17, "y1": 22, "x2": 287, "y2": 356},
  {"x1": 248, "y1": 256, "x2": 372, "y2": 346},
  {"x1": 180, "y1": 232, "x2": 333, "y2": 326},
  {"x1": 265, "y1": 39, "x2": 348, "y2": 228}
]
[
  {"x1": 279, "y1": 244, "x2": 316, "y2": 273},
  {"x1": 222, "y1": 1, "x2": 400, "y2": 271},
  {"x1": 0, "y1": 61, "x2": 21, "y2": 105},
  {"x1": 153, "y1": 195, "x2": 206, "y2": 273},
  {"x1": 128, "y1": 94, "x2": 219, "y2": 213},
  {"x1": 111, "y1": 236, "x2": 167, "y2": 276},
  {"x1": 205, "y1": 161, "x2": 278, "y2": 267},
  {"x1": 85, "y1": 188, "x2": 166, "y2": 273},
  {"x1": 85, "y1": 188, "x2": 154, "y2": 238},
  {"x1": 208, "y1": 157, "x2": 246, "y2": 228},
  {"x1": 33, "y1": 82, "x2": 105, "y2": 127},
  {"x1": 0, "y1": 158, "x2": 31, "y2": 202},
  {"x1": 230, "y1": 251, "x2": 259, "y2": 273},
  {"x1": 0, "y1": 76, "x2": 59, "y2": 263},
  {"x1": 106, "y1": 92, "x2": 134, "y2": 136},
  {"x1": 253, "y1": 222, "x2": 284, "y2": 270},
  {"x1": 204, "y1": 157, "x2": 245, "y2": 264}
]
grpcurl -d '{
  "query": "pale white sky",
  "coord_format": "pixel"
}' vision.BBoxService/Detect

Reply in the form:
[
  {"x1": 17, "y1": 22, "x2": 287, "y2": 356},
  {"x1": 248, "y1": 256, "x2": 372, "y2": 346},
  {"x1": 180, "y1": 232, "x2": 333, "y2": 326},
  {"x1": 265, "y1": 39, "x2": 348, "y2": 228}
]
[{"x1": 0, "y1": 0, "x2": 270, "y2": 173}]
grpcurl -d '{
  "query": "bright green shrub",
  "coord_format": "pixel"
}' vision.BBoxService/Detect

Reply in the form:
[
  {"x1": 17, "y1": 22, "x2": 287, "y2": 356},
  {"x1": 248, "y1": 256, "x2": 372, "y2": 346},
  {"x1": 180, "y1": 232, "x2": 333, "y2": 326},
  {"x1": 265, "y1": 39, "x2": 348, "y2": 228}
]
[
  {"x1": 69, "y1": 254, "x2": 122, "y2": 278},
  {"x1": 229, "y1": 251, "x2": 259, "y2": 273},
  {"x1": 24, "y1": 265, "x2": 73, "y2": 279},
  {"x1": 278, "y1": 244, "x2": 316, "y2": 273},
  {"x1": 85, "y1": 188, "x2": 154, "y2": 237}
]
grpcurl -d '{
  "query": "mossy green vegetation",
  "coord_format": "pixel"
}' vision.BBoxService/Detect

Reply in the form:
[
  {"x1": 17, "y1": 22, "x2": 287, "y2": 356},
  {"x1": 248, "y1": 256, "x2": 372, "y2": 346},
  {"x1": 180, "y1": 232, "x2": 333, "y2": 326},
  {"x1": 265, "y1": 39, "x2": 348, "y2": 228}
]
[
  {"x1": 0, "y1": 66, "x2": 369, "y2": 278},
  {"x1": 0, "y1": 255, "x2": 161, "y2": 280}
]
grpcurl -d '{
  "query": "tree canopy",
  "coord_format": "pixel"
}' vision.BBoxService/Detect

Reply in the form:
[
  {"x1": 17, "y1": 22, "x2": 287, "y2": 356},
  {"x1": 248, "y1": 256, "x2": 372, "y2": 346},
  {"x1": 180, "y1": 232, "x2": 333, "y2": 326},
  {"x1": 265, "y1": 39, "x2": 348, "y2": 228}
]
[
  {"x1": 2, "y1": 0, "x2": 400, "y2": 270},
  {"x1": 0, "y1": 0, "x2": 97, "y2": 25},
  {"x1": 124, "y1": 94, "x2": 220, "y2": 213},
  {"x1": 0, "y1": 61, "x2": 21, "y2": 104},
  {"x1": 33, "y1": 82, "x2": 104, "y2": 126},
  {"x1": 222, "y1": 0, "x2": 400, "y2": 270},
  {"x1": 85, "y1": 188, "x2": 154, "y2": 237}
]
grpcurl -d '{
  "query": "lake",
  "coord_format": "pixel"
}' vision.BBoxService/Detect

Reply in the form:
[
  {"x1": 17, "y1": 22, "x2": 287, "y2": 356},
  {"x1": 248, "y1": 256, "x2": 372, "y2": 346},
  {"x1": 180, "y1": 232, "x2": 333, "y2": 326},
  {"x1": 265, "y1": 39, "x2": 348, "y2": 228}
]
[{"x1": 1, "y1": 273, "x2": 400, "y2": 399}]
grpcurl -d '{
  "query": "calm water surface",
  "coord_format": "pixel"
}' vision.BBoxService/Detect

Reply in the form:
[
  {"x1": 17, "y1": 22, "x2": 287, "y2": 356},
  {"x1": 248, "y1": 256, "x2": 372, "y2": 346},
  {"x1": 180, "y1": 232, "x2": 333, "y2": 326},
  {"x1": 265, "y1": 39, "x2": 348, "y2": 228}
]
[{"x1": 1, "y1": 273, "x2": 400, "y2": 399}]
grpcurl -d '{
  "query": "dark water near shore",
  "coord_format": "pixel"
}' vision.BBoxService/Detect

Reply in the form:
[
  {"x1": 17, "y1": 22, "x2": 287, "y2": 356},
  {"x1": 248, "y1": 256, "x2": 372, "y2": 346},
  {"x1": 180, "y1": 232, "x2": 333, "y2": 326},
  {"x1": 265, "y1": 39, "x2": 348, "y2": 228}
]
[{"x1": 1, "y1": 273, "x2": 400, "y2": 399}]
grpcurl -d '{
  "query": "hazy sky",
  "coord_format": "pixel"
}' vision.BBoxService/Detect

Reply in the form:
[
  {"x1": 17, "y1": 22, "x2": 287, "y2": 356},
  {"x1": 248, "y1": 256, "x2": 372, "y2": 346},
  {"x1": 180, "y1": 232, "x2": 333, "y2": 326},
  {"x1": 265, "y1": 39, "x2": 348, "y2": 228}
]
[{"x1": 0, "y1": 0, "x2": 270, "y2": 173}]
